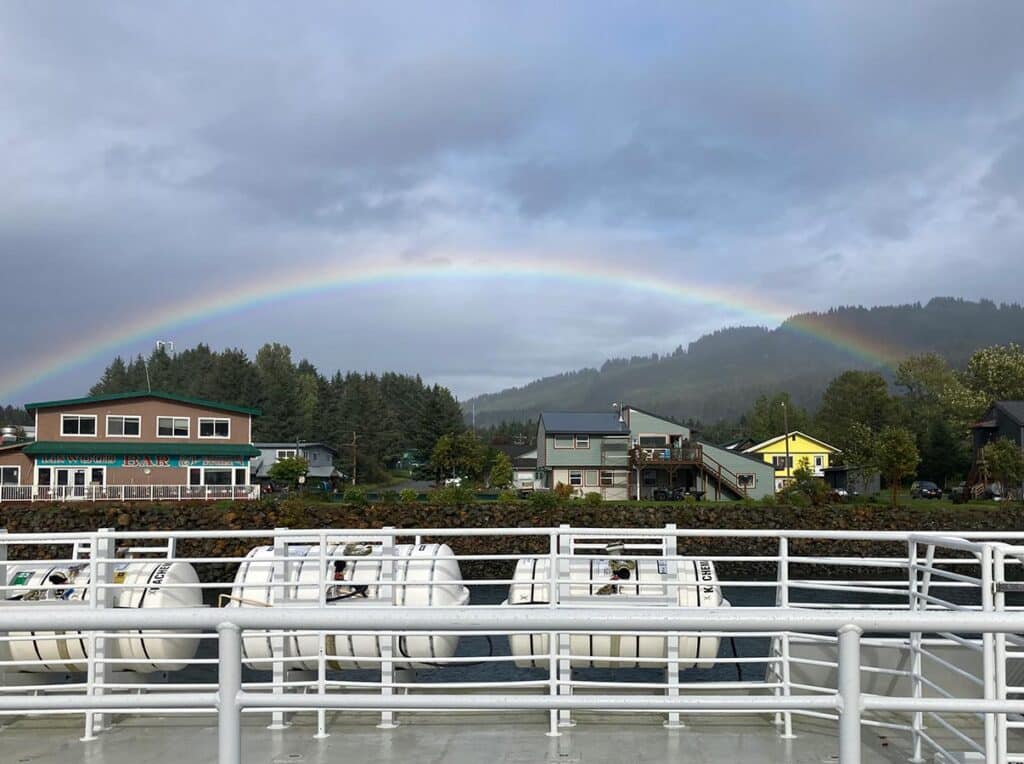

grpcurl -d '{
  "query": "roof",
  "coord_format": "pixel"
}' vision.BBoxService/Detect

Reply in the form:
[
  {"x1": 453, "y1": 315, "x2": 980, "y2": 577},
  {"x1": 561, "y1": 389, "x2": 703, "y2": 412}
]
[
  {"x1": 0, "y1": 440, "x2": 29, "y2": 453},
  {"x1": 540, "y1": 412, "x2": 629, "y2": 435},
  {"x1": 995, "y1": 401, "x2": 1024, "y2": 426},
  {"x1": 25, "y1": 391, "x2": 260, "y2": 417},
  {"x1": 742, "y1": 431, "x2": 841, "y2": 454},
  {"x1": 24, "y1": 441, "x2": 261, "y2": 457},
  {"x1": 254, "y1": 442, "x2": 338, "y2": 456}
]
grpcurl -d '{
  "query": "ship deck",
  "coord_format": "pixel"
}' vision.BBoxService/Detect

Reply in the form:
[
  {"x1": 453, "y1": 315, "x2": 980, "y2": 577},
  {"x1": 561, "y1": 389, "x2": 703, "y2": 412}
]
[{"x1": 1, "y1": 711, "x2": 941, "y2": 764}]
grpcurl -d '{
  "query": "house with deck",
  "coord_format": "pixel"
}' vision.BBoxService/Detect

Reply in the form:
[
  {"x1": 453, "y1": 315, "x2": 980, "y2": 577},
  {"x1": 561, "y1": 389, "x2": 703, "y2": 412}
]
[
  {"x1": 0, "y1": 391, "x2": 261, "y2": 501},
  {"x1": 536, "y1": 407, "x2": 774, "y2": 501}
]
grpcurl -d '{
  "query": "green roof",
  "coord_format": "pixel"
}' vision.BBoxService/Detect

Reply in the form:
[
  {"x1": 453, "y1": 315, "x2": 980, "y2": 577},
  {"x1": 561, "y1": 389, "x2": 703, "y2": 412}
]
[
  {"x1": 24, "y1": 441, "x2": 261, "y2": 458},
  {"x1": 24, "y1": 391, "x2": 260, "y2": 416}
]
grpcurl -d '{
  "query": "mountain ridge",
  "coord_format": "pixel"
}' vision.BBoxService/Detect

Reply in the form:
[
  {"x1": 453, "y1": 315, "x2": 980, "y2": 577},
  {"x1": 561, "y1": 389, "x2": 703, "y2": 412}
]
[{"x1": 466, "y1": 298, "x2": 1024, "y2": 426}]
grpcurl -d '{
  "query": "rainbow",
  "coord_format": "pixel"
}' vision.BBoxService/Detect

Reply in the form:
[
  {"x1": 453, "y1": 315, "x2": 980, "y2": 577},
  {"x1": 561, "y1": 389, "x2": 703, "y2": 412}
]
[{"x1": 0, "y1": 255, "x2": 904, "y2": 402}]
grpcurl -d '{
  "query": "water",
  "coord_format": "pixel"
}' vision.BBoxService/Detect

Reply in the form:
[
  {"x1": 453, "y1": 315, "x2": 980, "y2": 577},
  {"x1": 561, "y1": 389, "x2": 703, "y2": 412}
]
[{"x1": 182, "y1": 582, "x2": 983, "y2": 687}]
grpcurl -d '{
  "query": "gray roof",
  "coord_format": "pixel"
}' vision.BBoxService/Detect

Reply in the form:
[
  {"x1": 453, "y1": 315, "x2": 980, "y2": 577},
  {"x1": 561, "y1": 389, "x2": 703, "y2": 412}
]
[
  {"x1": 995, "y1": 401, "x2": 1024, "y2": 425},
  {"x1": 254, "y1": 442, "x2": 338, "y2": 456},
  {"x1": 541, "y1": 412, "x2": 628, "y2": 435}
]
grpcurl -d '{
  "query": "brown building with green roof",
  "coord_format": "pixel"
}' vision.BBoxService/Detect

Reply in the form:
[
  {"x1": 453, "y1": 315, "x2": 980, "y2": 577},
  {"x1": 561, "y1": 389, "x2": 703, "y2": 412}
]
[{"x1": 0, "y1": 392, "x2": 261, "y2": 501}]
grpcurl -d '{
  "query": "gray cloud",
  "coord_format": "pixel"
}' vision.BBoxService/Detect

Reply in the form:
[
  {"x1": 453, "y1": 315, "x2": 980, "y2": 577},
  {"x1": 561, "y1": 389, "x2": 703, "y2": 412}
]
[{"x1": 2, "y1": 2, "x2": 1024, "y2": 403}]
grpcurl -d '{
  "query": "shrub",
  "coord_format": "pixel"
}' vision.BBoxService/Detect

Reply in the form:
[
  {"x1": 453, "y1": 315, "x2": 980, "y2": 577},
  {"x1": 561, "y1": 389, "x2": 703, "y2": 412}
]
[
  {"x1": 529, "y1": 490, "x2": 559, "y2": 510},
  {"x1": 342, "y1": 486, "x2": 368, "y2": 505},
  {"x1": 497, "y1": 489, "x2": 519, "y2": 505},
  {"x1": 433, "y1": 484, "x2": 476, "y2": 507},
  {"x1": 583, "y1": 492, "x2": 603, "y2": 507},
  {"x1": 399, "y1": 488, "x2": 419, "y2": 504},
  {"x1": 553, "y1": 482, "x2": 574, "y2": 502}
]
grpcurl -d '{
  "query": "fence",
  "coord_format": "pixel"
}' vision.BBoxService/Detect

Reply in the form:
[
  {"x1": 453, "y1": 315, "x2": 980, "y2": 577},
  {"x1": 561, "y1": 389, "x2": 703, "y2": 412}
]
[
  {"x1": 0, "y1": 484, "x2": 261, "y2": 502},
  {"x1": 1, "y1": 526, "x2": 1023, "y2": 764}
]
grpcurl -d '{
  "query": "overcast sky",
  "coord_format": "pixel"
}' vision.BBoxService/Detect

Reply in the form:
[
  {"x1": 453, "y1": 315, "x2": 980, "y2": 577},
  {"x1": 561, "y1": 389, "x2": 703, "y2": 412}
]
[{"x1": 2, "y1": 2, "x2": 1023, "y2": 406}]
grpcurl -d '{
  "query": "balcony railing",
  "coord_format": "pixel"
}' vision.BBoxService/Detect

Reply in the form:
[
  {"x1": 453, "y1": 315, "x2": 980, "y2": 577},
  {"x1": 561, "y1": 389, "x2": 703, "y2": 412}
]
[
  {"x1": 0, "y1": 484, "x2": 260, "y2": 502},
  {"x1": 629, "y1": 444, "x2": 703, "y2": 465}
]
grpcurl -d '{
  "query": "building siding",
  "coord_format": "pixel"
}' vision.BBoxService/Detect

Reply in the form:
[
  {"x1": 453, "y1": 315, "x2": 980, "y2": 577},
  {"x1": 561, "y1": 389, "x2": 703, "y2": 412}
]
[{"x1": 35, "y1": 399, "x2": 251, "y2": 445}]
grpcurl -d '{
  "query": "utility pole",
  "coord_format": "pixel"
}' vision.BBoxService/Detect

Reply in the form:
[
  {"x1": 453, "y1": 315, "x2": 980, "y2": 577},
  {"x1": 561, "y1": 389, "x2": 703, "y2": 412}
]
[
  {"x1": 347, "y1": 432, "x2": 358, "y2": 485},
  {"x1": 782, "y1": 401, "x2": 790, "y2": 487}
]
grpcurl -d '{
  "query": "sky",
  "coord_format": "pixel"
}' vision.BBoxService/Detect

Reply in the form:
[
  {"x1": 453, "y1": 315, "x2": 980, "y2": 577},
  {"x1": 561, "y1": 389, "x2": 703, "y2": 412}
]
[{"x1": 2, "y1": 2, "x2": 1024, "y2": 406}]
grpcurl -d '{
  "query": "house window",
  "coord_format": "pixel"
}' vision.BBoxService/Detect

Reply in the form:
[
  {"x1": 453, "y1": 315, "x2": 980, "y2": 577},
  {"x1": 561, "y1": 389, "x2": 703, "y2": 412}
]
[
  {"x1": 814, "y1": 455, "x2": 824, "y2": 469},
  {"x1": 106, "y1": 415, "x2": 141, "y2": 437},
  {"x1": 569, "y1": 470, "x2": 583, "y2": 486},
  {"x1": 61, "y1": 414, "x2": 97, "y2": 436},
  {"x1": 600, "y1": 470, "x2": 614, "y2": 487},
  {"x1": 277, "y1": 449, "x2": 298, "y2": 460},
  {"x1": 198, "y1": 418, "x2": 231, "y2": 438},
  {"x1": 737, "y1": 473, "x2": 756, "y2": 488},
  {"x1": 553, "y1": 435, "x2": 574, "y2": 449},
  {"x1": 643, "y1": 469, "x2": 657, "y2": 486},
  {"x1": 772, "y1": 456, "x2": 793, "y2": 470},
  {"x1": 157, "y1": 416, "x2": 190, "y2": 438},
  {"x1": 639, "y1": 435, "x2": 668, "y2": 447},
  {"x1": 0, "y1": 466, "x2": 19, "y2": 484},
  {"x1": 584, "y1": 469, "x2": 598, "y2": 487},
  {"x1": 574, "y1": 435, "x2": 590, "y2": 449}
]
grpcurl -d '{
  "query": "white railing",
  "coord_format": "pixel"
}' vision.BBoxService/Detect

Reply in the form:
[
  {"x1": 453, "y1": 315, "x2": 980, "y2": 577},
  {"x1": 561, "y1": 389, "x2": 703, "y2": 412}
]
[
  {"x1": 0, "y1": 526, "x2": 1023, "y2": 763},
  {"x1": 0, "y1": 484, "x2": 260, "y2": 502}
]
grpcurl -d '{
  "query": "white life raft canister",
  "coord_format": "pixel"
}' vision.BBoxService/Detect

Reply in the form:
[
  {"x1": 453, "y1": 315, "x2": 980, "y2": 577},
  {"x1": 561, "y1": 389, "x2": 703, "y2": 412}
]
[
  {"x1": 507, "y1": 556, "x2": 723, "y2": 668},
  {"x1": 228, "y1": 542, "x2": 470, "y2": 670},
  {"x1": 2, "y1": 560, "x2": 202, "y2": 673}
]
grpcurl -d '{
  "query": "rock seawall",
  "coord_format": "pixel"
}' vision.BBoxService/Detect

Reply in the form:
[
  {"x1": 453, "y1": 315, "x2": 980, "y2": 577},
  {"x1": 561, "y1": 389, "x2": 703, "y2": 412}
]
[{"x1": 2, "y1": 500, "x2": 1021, "y2": 581}]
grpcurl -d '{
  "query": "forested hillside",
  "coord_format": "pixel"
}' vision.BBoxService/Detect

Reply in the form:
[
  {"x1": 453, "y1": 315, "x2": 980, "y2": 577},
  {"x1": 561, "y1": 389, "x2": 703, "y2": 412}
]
[
  {"x1": 85, "y1": 343, "x2": 464, "y2": 481},
  {"x1": 467, "y1": 299, "x2": 1024, "y2": 427}
]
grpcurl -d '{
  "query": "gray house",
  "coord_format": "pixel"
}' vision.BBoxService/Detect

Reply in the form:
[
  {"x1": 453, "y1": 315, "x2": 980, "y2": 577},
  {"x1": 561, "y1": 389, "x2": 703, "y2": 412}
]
[
  {"x1": 251, "y1": 442, "x2": 340, "y2": 487},
  {"x1": 537, "y1": 406, "x2": 774, "y2": 501}
]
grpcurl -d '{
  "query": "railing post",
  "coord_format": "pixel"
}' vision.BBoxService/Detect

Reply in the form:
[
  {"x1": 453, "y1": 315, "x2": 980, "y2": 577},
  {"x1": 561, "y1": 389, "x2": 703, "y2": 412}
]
[
  {"x1": 775, "y1": 536, "x2": 795, "y2": 738},
  {"x1": 378, "y1": 527, "x2": 398, "y2": 729},
  {"x1": 83, "y1": 528, "x2": 114, "y2": 741},
  {"x1": 994, "y1": 545, "x2": 1009, "y2": 764},
  {"x1": 663, "y1": 524, "x2": 683, "y2": 729},
  {"x1": 981, "y1": 544, "x2": 997, "y2": 764},
  {"x1": 218, "y1": 623, "x2": 242, "y2": 764},
  {"x1": 267, "y1": 528, "x2": 289, "y2": 730},
  {"x1": 837, "y1": 625, "x2": 862, "y2": 764},
  {"x1": 315, "y1": 531, "x2": 328, "y2": 739},
  {"x1": 907, "y1": 539, "x2": 924, "y2": 763},
  {"x1": 556, "y1": 525, "x2": 574, "y2": 730}
]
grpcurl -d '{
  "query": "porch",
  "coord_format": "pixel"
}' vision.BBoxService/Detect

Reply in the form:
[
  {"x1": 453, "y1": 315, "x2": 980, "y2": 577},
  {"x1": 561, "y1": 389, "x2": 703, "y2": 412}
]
[{"x1": 0, "y1": 484, "x2": 261, "y2": 502}]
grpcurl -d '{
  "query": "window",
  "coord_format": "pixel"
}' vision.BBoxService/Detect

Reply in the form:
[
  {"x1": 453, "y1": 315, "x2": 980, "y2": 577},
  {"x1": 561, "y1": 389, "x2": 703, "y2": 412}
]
[
  {"x1": 814, "y1": 455, "x2": 824, "y2": 469},
  {"x1": 106, "y1": 415, "x2": 141, "y2": 437},
  {"x1": 61, "y1": 414, "x2": 97, "y2": 436},
  {"x1": 737, "y1": 473, "x2": 756, "y2": 488},
  {"x1": 234, "y1": 468, "x2": 247, "y2": 486},
  {"x1": 639, "y1": 435, "x2": 668, "y2": 447},
  {"x1": 553, "y1": 435, "x2": 574, "y2": 449},
  {"x1": 89, "y1": 468, "x2": 105, "y2": 486},
  {"x1": 0, "y1": 466, "x2": 19, "y2": 485},
  {"x1": 37, "y1": 467, "x2": 51, "y2": 486},
  {"x1": 157, "y1": 417, "x2": 189, "y2": 438},
  {"x1": 569, "y1": 470, "x2": 583, "y2": 486},
  {"x1": 198, "y1": 418, "x2": 230, "y2": 438},
  {"x1": 277, "y1": 449, "x2": 298, "y2": 460},
  {"x1": 584, "y1": 469, "x2": 598, "y2": 487},
  {"x1": 600, "y1": 470, "x2": 614, "y2": 487},
  {"x1": 204, "y1": 468, "x2": 233, "y2": 486},
  {"x1": 574, "y1": 435, "x2": 590, "y2": 449},
  {"x1": 643, "y1": 469, "x2": 657, "y2": 486},
  {"x1": 772, "y1": 456, "x2": 794, "y2": 470}
]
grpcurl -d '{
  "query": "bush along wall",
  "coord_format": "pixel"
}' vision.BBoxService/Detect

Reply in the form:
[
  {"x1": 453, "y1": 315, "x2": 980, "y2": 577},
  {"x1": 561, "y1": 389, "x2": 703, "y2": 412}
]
[{"x1": 2, "y1": 500, "x2": 1022, "y2": 581}]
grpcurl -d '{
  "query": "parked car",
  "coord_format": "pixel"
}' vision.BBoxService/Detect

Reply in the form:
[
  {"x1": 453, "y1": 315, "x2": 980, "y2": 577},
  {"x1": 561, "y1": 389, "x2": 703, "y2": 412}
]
[
  {"x1": 910, "y1": 481, "x2": 942, "y2": 499},
  {"x1": 443, "y1": 476, "x2": 463, "y2": 487},
  {"x1": 652, "y1": 487, "x2": 705, "y2": 501}
]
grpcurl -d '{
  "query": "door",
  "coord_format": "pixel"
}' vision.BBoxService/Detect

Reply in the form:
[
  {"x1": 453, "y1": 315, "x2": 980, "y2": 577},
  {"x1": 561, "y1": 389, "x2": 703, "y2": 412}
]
[{"x1": 55, "y1": 468, "x2": 88, "y2": 499}]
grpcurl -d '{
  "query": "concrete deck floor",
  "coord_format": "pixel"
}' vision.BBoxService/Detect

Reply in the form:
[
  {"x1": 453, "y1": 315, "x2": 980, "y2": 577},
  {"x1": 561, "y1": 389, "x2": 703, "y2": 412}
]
[{"x1": 1, "y1": 711, "x2": 930, "y2": 763}]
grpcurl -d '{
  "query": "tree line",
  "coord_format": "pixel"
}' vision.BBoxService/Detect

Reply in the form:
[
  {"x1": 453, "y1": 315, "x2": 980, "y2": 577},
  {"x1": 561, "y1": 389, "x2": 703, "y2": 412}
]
[
  {"x1": 713, "y1": 343, "x2": 1024, "y2": 496},
  {"x1": 85, "y1": 343, "x2": 465, "y2": 482}
]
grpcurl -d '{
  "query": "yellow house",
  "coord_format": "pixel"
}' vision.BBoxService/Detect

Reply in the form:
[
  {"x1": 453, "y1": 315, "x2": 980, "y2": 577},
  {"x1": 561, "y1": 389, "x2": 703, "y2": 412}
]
[{"x1": 742, "y1": 431, "x2": 841, "y2": 492}]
